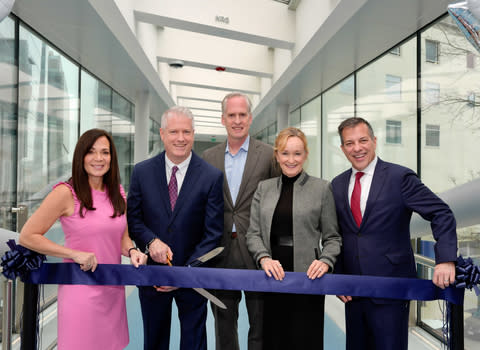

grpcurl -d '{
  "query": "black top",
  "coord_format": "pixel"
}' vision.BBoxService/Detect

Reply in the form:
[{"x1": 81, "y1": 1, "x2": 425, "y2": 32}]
[{"x1": 270, "y1": 172, "x2": 301, "y2": 246}]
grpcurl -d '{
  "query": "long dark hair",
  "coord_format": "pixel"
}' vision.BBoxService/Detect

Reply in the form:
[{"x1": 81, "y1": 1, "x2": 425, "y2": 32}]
[{"x1": 70, "y1": 128, "x2": 125, "y2": 218}]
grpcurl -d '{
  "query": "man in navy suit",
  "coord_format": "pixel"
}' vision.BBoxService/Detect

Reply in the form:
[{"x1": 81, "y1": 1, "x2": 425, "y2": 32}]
[
  {"x1": 331, "y1": 117, "x2": 457, "y2": 350},
  {"x1": 127, "y1": 106, "x2": 224, "y2": 350}
]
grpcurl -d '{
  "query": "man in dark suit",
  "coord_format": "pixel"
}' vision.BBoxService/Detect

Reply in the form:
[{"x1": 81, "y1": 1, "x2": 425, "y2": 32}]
[
  {"x1": 127, "y1": 106, "x2": 224, "y2": 350},
  {"x1": 331, "y1": 117, "x2": 457, "y2": 350},
  {"x1": 202, "y1": 92, "x2": 278, "y2": 350}
]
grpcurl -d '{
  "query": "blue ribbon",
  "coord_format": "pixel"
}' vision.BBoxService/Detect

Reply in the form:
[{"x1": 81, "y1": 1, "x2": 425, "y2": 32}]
[
  {"x1": 1, "y1": 240, "x2": 46, "y2": 280},
  {"x1": 25, "y1": 263, "x2": 464, "y2": 305},
  {"x1": 454, "y1": 255, "x2": 480, "y2": 295}
]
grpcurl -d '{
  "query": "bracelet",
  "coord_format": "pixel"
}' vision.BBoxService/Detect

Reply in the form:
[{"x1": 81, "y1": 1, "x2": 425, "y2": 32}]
[{"x1": 128, "y1": 247, "x2": 139, "y2": 257}]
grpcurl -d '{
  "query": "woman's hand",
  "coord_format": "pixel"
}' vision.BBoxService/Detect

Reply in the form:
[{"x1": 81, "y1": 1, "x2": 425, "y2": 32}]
[
  {"x1": 306, "y1": 260, "x2": 329, "y2": 280},
  {"x1": 71, "y1": 251, "x2": 97, "y2": 272},
  {"x1": 260, "y1": 257, "x2": 285, "y2": 281},
  {"x1": 130, "y1": 249, "x2": 148, "y2": 268}
]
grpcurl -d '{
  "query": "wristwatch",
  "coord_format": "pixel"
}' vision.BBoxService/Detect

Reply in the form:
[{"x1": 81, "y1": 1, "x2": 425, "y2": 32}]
[{"x1": 145, "y1": 237, "x2": 158, "y2": 255}]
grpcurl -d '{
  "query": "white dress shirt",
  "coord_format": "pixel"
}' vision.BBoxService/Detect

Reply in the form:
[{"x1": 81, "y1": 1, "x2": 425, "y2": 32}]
[
  {"x1": 165, "y1": 153, "x2": 192, "y2": 194},
  {"x1": 347, "y1": 156, "x2": 378, "y2": 216}
]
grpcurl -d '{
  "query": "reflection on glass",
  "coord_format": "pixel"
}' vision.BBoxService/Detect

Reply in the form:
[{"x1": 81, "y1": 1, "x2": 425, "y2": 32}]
[
  {"x1": 17, "y1": 24, "x2": 79, "y2": 214},
  {"x1": 420, "y1": 15, "x2": 480, "y2": 349},
  {"x1": 149, "y1": 118, "x2": 162, "y2": 156},
  {"x1": 289, "y1": 108, "x2": 300, "y2": 127},
  {"x1": 321, "y1": 75, "x2": 355, "y2": 181},
  {"x1": 300, "y1": 98, "x2": 321, "y2": 177},
  {"x1": 112, "y1": 91, "x2": 134, "y2": 191},
  {"x1": 80, "y1": 70, "x2": 112, "y2": 133},
  {"x1": 17, "y1": 23, "x2": 80, "y2": 308},
  {"x1": 421, "y1": 15, "x2": 480, "y2": 193},
  {"x1": 267, "y1": 121, "x2": 277, "y2": 146},
  {"x1": 357, "y1": 37, "x2": 417, "y2": 171},
  {"x1": 0, "y1": 16, "x2": 17, "y2": 231},
  {"x1": 81, "y1": 70, "x2": 135, "y2": 191}
]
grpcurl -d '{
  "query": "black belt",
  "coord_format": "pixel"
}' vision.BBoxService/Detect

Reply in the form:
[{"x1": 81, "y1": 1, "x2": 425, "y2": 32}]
[{"x1": 273, "y1": 236, "x2": 293, "y2": 247}]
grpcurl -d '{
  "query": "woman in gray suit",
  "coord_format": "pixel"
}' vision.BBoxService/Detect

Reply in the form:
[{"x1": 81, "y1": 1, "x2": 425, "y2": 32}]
[{"x1": 246, "y1": 127, "x2": 341, "y2": 350}]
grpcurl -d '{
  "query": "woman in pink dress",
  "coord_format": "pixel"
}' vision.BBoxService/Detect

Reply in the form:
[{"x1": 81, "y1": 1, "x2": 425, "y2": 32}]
[{"x1": 19, "y1": 128, "x2": 146, "y2": 350}]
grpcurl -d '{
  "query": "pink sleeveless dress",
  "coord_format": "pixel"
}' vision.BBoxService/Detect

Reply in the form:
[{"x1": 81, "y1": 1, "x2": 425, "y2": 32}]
[{"x1": 55, "y1": 182, "x2": 129, "y2": 350}]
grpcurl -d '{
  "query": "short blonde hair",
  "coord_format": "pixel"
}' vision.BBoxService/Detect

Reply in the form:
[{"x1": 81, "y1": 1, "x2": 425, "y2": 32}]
[{"x1": 274, "y1": 127, "x2": 309, "y2": 155}]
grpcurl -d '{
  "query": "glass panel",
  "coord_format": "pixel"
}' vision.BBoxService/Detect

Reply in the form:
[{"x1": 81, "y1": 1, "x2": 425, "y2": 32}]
[
  {"x1": 0, "y1": 16, "x2": 17, "y2": 231},
  {"x1": 322, "y1": 75, "x2": 355, "y2": 181},
  {"x1": 289, "y1": 108, "x2": 300, "y2": 127},
  {"x1": 300, "y1": 97, "x2": 321, "y2": 177},
  {"x1": 385, "y1": 74, "x2": 402, "y2": 101},
  {"x1": 149, "y1": 118, "x2": 162, "y2": 156},
  {"x1": 80, "y1": 70, "x2": 112, "y2": 133},
  {"x1": 267, "y1": 121, "x2": 277, "y2": 146},
  {"x1": 17, "y1": 24, "x2": 79, "y2": 211},
  {"x1": 17, "y1": 24, "x2": 80, "y2": 305},
  {"x1": 112, "y1": 91, "x2": 134, "y2": 191},
  {"x1": 421, "y1": 15, "x2": 480, "y2": 192},
  {"x1": 357, "y1": 36, "x2": 417, "y2": 171},
  {"x1": 420, "y1": 15, "x2": 480, "y2": 349}
]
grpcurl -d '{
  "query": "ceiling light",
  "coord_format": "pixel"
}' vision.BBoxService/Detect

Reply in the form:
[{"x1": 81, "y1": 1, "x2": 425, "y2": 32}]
[{"x1": 169, "y1": 60, "x2": 184, "y2": 68}]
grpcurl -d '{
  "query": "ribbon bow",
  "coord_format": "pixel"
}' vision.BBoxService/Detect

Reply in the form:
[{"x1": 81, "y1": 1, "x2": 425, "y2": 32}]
[
  {"x1": 1, "y1": 239, "x2": 46, "y2": 281},
  {"x1": 454, "y1": 255, "x2": 480, "y2": 295}
]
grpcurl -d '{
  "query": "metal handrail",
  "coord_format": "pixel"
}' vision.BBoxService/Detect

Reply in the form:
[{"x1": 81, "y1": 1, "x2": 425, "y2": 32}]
[{"x1": 414, "y1": 253, "x2": 435, "y2": 268}]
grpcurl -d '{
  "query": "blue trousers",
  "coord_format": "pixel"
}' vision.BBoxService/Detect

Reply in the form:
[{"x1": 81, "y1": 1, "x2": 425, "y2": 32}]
[
  {"x1": 345, "y1": 298, "x2": 409, "y2": 350},
  {"x1": 139, "y1": 287, "x2": 207, "y2": 350}
]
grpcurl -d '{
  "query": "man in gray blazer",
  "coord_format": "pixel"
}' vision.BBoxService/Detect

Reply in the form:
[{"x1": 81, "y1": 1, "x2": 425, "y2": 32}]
[{"x1": 202, "y1": 92, "x2": 278, "y2": 350}]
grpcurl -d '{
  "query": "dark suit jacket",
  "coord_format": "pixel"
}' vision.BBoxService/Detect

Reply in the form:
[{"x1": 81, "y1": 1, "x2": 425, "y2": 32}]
[
  {"x1": 331, "y1": 158, "x2": 457, "y2": 279},
  {"x1": 202, "y1": 137, "x2": 278, "y2": 269},
  {"x1": 127, "y1": 151, "x2": 224, "y2": 266}
]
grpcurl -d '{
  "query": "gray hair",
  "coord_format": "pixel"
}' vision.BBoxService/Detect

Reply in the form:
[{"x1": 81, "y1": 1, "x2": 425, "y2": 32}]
[
  {"x1": 161, "y1": 106, "x2": 195, "y2": 130},
  {"x1": 337, "y1": 117, "x2": 375, "y2": 145},
  {"x1": 221, "y1": 92, "x2": 252, "y2": 115}
]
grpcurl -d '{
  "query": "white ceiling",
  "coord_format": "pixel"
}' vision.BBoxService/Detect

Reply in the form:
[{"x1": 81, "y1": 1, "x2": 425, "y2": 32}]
[{"x1": 11, "y1": 0, "x2": 454, "y2": 140}]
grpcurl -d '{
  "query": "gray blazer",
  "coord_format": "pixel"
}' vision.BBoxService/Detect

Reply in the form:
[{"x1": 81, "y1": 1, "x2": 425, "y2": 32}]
[
  {"x1": 202, "y1": 137, "x2": 279, "y2": 269},
  {"x1": 246, "y1": 171, "x2": 342, "y2": 272}
]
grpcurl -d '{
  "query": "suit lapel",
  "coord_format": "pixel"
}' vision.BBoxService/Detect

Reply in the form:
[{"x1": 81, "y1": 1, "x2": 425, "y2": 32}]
[
  {"x1": 170, "y1": 152, "x2": 201, "y2": 221},
  {"x1": 216, "y1": 142, "x2": 234, "y2": 208},
  {"x1": 156, "y1": 153, "x2": 172, "y2": 216},
  {"x1": 362, "y1": 159, "x2": 387, "y2": 225},
  {"x1": 235, "y1": 138, "x2": 259, "y2": 208},
  {"x1": 340, "y1": 169, "x2": 357, "y2": 227}
]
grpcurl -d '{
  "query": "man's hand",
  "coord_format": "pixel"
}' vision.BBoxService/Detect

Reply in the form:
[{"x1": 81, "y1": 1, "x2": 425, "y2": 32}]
[
  {"x1": 432, "y1": 261, "x2": 456, "y2": 289},
  {"x1": 148, "y1": 238, "x2": 173, "y2": 264}
]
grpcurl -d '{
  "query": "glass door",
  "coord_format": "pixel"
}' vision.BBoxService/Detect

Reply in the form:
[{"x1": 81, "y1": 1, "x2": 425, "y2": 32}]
[{"x1": 0, "y1": 16, "x2": 17, "y2": 233}]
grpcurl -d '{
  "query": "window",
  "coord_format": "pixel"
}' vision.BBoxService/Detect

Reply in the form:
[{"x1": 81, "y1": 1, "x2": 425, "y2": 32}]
[
  {"x1": 468, "y1": 92, "x2": 476, "y2": 107},
  {"x1": 385, "y1": 74, "x2": 402, "y2": 101},
  {"x1": 267, "y1": 122, "x2": 277, "y2": 145},
  {"x1": 425, "y1": 39, "x2": 439, "y2": 63},
  {"x1": 386, "y1": 120, "x2": 402, "y2": 144},
  {"x1": 467, "y1": 52, "x2": 476, "y2": 69},
  {"x1": 389, "y1": 46, "x2": 401, "y2": 55},
  {"x1": 340, "y1": 75, "x2": 354, "y2": 95},
  {"x1": 425, "y1": 124, "x2": 440, "y2": 147},
  {"x1": 425, "y1": 82, "x2": 440, "y2": 105}
]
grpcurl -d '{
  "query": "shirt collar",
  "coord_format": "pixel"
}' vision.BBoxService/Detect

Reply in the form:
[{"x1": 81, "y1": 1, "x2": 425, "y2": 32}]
[
  {"x1": 352, "y1": 155, "x2": 378, "y2": 177},
  {"x1": 165, "y1": 152, "x2": 192, "y2": 174},
  {"x1": 225, "y1": 135, "x2": 250, "y2": 155}
]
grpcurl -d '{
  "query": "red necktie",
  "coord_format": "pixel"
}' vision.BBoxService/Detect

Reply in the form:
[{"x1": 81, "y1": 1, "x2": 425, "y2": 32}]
[
  {"x1": 168, "y1": 166, "x2": 178, "y2": 211},
  {"x1": 351, "y1": 172, "x2": 364, "y2": 227}
]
